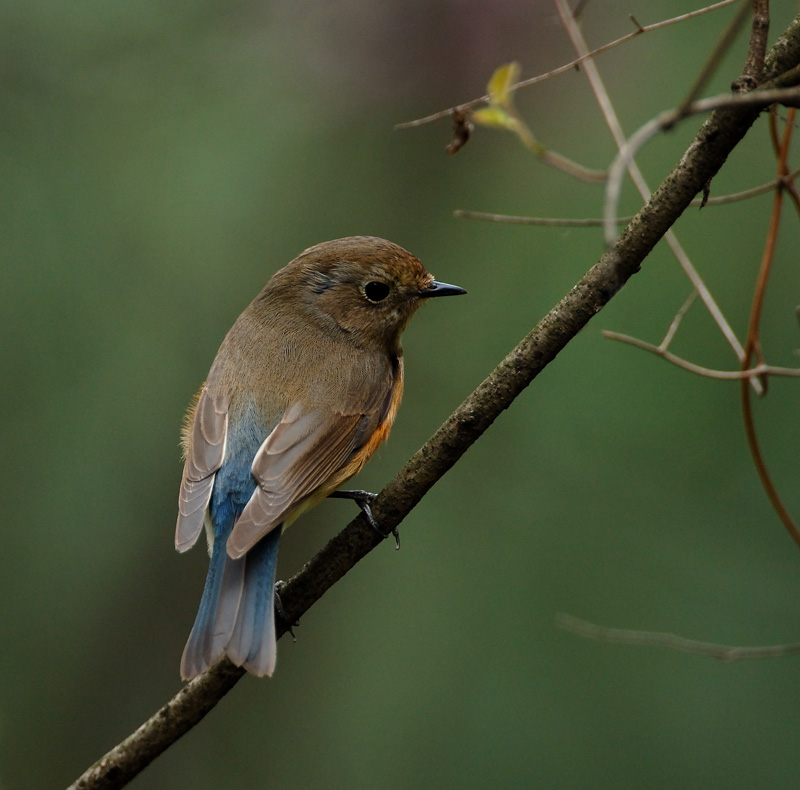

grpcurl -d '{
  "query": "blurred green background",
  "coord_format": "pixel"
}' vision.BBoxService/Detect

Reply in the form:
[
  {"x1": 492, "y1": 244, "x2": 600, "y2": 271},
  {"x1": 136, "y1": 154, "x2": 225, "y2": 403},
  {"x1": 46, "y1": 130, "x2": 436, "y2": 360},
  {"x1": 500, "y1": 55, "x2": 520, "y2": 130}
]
[{"x1": 3, "y1": 1, "x2": 800, "y2": 788}]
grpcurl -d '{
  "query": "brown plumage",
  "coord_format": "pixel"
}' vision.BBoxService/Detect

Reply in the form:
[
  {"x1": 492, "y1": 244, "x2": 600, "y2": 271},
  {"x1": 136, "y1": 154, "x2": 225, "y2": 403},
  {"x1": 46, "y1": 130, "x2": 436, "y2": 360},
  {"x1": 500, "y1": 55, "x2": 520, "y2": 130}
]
[{"x1": 176, "y1": 236, "x2": 465, "y2": 679}]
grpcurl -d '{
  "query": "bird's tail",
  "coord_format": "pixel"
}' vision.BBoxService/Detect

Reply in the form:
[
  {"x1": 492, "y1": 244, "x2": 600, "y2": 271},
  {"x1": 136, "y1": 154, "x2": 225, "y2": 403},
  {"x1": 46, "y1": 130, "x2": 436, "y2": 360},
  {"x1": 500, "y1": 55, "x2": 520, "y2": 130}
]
[{"x1": 180, "y1": 524, "x2": 281, "y2": 679}]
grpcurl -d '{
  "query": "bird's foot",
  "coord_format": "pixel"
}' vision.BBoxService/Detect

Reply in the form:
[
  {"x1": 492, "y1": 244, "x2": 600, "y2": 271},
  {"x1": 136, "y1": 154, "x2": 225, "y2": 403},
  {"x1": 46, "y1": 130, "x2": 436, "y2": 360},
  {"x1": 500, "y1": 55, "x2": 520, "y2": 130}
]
[
  {"x1": 329, "y1": 489, "x2": 400, "y2": 550},
  {"x1": 274, "y1": 581, "x2": 300, "y2": 641}
]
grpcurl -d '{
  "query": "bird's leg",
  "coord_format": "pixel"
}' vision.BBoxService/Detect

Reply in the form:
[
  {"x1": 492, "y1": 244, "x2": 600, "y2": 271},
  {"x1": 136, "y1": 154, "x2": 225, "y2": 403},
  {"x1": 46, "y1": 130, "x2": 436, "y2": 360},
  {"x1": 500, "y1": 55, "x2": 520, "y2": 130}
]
[
  {"x1": 273, "y1": 581, "x2": 299, "y2": 641},
  {"x1": 329, "y1": 489, "x2": 400, "y2": 550}
]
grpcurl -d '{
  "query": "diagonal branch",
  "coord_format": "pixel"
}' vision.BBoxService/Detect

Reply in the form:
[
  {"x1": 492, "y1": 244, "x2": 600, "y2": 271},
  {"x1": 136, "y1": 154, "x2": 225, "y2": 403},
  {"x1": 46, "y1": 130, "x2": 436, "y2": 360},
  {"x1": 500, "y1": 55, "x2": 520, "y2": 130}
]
[{"x1": 67, "y1": 12, "x2": 800, "y2": 790}]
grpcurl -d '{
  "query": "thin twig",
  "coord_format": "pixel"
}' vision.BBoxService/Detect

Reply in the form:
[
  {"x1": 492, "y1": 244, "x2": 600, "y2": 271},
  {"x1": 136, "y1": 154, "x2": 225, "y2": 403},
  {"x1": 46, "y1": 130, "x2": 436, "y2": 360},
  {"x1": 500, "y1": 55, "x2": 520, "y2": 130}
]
[
  {"x1": 395, "y1": 0, "x2": 739, "y2": 130},
  {"x1": 451, "y1": 168, "x2": 800, "y2": 226},
  {"x1": 770, "y1": 109, "x2": 800, "y2": 216},
  {"x1": 604, "y1": 86, "x2": 800, "y2": 246},
  {"x1": 740, "y1": 105, "x2": 800, "y2": 548},
  {"x1": 603, "y1": 330, "x2": 800, "y2": 379},
  {"x1": 699, "y1": 166, "x2": 800, "y2": 203},
  {"x1": 557, "y1": 613, "x2": 800, "y2": 660},
  {"x1": 555, "y1": 0, "x2": 764, "y2": 393},
  {"x1": 452, "y1": 210, "x2": 632, "y2": 227},
  {"x1": 661, "y1": 291, "x2": 699, "y2": 348},
  {"x1": 676, "y1": 0, "x2": 753, "y2": 115}
]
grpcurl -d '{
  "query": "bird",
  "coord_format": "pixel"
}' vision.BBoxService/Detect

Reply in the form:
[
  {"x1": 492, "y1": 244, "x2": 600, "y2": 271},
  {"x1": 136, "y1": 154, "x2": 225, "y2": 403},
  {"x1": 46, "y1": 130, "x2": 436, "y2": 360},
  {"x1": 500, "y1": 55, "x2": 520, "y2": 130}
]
[{"x1": 175, "y1": 236, "x2": 466, "y2": 679}]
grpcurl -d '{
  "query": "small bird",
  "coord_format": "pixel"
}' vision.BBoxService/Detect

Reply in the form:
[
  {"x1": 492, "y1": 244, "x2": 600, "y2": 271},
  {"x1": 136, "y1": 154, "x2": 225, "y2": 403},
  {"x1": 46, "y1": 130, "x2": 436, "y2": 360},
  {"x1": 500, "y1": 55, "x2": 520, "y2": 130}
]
[{"x1": 176, "y1": 236, "x2": 465, "y2": 679}]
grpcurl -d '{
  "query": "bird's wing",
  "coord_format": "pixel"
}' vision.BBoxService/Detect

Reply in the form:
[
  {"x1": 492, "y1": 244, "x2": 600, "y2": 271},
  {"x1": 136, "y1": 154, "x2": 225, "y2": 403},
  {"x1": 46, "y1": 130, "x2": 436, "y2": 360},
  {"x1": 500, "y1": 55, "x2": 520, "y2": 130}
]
[
  {"x1": 175, "y1": 388, "x2": 229, "y2": 552},
  {"x1": 226, "y1": 400, "x2": 380, "y2": 559}
]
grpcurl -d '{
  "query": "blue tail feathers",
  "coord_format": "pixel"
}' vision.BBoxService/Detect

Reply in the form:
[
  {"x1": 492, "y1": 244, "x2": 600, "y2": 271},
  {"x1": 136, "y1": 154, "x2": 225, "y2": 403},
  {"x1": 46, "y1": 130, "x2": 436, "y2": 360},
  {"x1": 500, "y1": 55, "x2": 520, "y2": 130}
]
[
  {"x1": 180, "y1": 522, "x2": 282, "y2": 679},
  {"x1": 180, "y1": 400, "x2": 284, "y2": 679}
]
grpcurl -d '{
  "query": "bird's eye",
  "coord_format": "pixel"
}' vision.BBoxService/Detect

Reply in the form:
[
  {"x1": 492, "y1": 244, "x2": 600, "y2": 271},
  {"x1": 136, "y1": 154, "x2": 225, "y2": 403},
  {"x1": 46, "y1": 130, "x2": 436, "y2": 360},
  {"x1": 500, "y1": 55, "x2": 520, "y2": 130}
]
[{"x1": 363, "y1": 281, "x2": 391, "y2": 303}]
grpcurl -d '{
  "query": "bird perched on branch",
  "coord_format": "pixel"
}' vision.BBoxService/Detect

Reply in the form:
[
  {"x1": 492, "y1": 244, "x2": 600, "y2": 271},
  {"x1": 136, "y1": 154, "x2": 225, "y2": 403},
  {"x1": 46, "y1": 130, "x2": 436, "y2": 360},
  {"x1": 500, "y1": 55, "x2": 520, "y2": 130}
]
[{"x1": 176, "y1": 236, "x2": 465, "y2": 679}]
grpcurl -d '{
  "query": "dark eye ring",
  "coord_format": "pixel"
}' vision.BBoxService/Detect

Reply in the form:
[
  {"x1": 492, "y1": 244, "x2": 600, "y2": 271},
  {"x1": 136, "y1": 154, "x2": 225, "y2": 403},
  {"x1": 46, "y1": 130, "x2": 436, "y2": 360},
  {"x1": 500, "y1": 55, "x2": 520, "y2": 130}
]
[{"x1": 364, "y1": 281, "x2": 391, "y2": 303}]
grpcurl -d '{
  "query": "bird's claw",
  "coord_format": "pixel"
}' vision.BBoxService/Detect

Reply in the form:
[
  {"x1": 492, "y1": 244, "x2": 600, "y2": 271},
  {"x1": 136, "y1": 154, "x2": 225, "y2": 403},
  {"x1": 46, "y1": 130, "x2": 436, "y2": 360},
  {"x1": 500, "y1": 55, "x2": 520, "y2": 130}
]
[
  {"x1": 274, "y1": 581, "x2": 299, "y2": 641},
  {"x1": 330, "y1": 489, "x2": 400, "y2": 550}
]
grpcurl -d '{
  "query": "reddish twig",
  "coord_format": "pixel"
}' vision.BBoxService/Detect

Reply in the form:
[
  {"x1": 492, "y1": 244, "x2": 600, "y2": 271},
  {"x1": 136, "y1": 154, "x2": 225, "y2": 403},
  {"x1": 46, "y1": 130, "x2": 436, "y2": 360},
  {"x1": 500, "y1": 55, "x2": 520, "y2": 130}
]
[{"x1": 740, "y1": 106, "x2": 800, "y2": 548}]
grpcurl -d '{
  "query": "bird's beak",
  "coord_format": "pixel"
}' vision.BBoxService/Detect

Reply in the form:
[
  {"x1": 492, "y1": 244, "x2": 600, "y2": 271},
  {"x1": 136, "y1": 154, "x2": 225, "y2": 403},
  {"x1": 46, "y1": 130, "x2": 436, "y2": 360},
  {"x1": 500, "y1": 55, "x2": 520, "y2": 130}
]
[{"x1": 420, "y1": 280, "x2": 467, "y2": 298}]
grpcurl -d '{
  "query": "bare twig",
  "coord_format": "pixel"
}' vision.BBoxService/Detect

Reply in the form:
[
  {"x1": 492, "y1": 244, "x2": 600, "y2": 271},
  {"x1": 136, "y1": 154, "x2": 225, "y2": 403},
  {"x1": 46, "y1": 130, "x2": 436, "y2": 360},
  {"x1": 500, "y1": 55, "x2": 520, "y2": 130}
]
[
  {"x1": 395, "y1": 0, "x2": 739, "y2": 130},
  {"x1": 452, "y1": 210, "x2": 632, "y2": 227},
  {"x1": 451, "y1": 167, "x2": 800, "y2": 226},
  {"x1": 740, "y1": 105, "x2": 800, "y2": 548},
  {"x1": 769, "y1": 107, "x2": 800, "y2": 215},
  {"x1": 603, "y1": 330, "x2": 800, "y2": 379},
  {"x1": 557, "y1": 614, "x2": 800, "y2": 660},
  {"x1": 699, "y1": 166, "x2": 800, "y2": 203},
  {"x1": 555, "y1": 0, "x2": 765, "y2": 393},
  {"x1": 661, "y1": 291, "x2": 699, "y2": 348},
  {"x1": 604, "y1": 86, "x2": 800, "y2": 246},
  {"x1": 530, "y1": 148, "x2": 607, "y2": 182},
  {"x1": 677, "y1": 0, "x2": 753, "y2": 114}
]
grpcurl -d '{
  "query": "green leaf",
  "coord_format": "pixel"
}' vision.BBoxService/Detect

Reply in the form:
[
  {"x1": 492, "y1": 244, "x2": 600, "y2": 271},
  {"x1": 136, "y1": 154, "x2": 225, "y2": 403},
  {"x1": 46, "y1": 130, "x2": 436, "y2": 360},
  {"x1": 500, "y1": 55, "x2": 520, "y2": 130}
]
[{"x1": 486, "y1": 62, "x2": 521, "y2": 107}]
